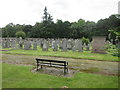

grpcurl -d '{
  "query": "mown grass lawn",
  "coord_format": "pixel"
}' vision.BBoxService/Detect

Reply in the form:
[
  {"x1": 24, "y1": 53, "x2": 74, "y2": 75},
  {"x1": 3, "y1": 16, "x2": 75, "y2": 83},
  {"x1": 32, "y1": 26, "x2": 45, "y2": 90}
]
[
  {"x1": 0, "y1": 63, "x2": 2, "y2": 89},
  {"x1": 2, "y1": 47, "x2": 118, "y2": 61},
  {"x1": 2, "y1": 63, "x2": 118, "y2": 88}
]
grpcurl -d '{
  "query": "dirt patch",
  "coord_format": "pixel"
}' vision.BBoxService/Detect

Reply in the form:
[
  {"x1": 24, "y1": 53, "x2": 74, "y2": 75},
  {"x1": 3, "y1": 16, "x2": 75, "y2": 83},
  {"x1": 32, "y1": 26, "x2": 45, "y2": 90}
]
[
  {"x1": 31, "y1": 66, "x2": 119, "y2": 77},
  {"x1": 31, "y1": 66, "x2": 78, "y2": 77}
]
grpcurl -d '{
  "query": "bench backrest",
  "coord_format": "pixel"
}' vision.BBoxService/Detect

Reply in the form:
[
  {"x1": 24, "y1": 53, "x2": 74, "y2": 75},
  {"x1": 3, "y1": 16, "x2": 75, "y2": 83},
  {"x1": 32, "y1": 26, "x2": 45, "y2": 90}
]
[{"x1": 36, "y1": 58, "x2": 68, "y2": 65}]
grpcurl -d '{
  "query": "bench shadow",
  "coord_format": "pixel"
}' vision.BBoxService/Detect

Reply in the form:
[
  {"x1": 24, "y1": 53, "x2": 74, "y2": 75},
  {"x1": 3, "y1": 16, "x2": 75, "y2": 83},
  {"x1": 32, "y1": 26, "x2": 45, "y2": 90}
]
[{"x1": 31, "y1": 66, "x2": 78, "y2": 77}]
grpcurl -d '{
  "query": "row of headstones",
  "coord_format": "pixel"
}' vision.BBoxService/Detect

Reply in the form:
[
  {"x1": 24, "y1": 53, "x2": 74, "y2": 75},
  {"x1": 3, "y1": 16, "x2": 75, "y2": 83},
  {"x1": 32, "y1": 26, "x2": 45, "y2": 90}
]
[
  {"x1": 1, "y1": 38, "x2": 17, "y2": 49},
  {"x1": 1, "y1": 38, "x2": 91, "y2": 52}
]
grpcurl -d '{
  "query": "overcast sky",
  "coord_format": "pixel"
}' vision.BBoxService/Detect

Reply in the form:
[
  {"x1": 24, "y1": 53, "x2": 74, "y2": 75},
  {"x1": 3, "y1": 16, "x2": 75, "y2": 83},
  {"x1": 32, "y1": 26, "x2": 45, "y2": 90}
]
[{"x1": 0, "y1": 0, "x2": 119, "y2": 27}]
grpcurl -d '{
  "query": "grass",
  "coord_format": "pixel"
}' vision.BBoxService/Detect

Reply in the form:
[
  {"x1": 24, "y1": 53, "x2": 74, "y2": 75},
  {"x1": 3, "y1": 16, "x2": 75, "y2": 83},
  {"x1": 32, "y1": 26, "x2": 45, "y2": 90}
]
[
  {"x1": 0, "y1": 63, "x2": 2, "y2": 89},
  {"x1": 0, "y1": 48, "x2": 14, "y2": 50},
  {"x1": 2, "y1": 63, "x2": 118, "y2": 88},
  {"x1": 2, "y1": 47, "x2": 119, "y2": 61}
]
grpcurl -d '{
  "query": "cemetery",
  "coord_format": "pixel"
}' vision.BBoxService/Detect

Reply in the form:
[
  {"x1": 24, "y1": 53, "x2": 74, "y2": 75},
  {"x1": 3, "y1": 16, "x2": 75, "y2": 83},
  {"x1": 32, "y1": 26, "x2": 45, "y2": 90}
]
[
  {"x1": 1, "y1": 36, "x2": 119, "y2": 88},
  {"x1": 1, "y1": 3, "x2": 120, "y2": 89}
]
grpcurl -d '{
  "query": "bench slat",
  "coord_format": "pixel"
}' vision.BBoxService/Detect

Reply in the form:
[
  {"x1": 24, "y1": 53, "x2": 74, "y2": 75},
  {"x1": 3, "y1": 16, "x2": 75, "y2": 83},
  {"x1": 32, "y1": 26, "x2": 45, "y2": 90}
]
[
  {"x1": 36, "y1": 58, "x2": 67, "y2": 63},
  {"x1": 40, "y1": 63, "x2": 67, "y2": 66}
]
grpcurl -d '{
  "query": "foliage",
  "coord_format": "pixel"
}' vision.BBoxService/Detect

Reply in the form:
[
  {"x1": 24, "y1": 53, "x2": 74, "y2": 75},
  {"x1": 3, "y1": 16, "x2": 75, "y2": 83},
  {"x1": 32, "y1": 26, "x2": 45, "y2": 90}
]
[
  {"x1": 22, "y1": 25, "x2": 32, "y2": 37},
  {"x1": 105, "y1": 43, "x2": 120, "y2": 57},
  {"x1": 2, "y1": 23, "x2": 16, "y2": 37},
  {"x1": 55, "y1": 20, "x2": 71, "y2": 38},
  {"x1": 15, "y1": 31, "x2": 26, "y2": 39},
  {"x1": 1, "y1": 6, "x2": 120, "y2": 40},
  {"x1": 108, "y1": 29, "x2": 120, "y2": 45},
  {"x1": 96, "y1": 15, "x2": 120, "y2": 36},
  {"x1": 81, "y1": 37, "x2": 90, "y2": 45}
]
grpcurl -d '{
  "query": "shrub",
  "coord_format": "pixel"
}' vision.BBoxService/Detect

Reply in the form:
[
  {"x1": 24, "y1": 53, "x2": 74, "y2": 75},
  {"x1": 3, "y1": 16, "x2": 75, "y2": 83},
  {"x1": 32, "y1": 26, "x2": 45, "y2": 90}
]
[
  {"x1": 82, "y1": 37, "x2": 90, "y2": 45},
  {"x1": 15, "y1": 31, "x2": 26, "y2": 39},
  {"x1": 105, "y1": 43, "x2": 120, "y2": 57}
]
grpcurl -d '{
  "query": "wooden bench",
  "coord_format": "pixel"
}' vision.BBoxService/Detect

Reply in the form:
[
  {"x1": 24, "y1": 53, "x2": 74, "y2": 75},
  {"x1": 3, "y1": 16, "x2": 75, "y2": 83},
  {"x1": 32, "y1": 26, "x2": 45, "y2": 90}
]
[{"x1": 36, "y1": 58, "x2": 68, "y2": 74}]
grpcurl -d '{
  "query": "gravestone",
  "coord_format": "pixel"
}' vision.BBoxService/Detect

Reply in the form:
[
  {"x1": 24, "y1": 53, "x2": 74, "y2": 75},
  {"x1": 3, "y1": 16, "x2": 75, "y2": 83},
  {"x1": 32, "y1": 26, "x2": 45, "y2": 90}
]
[
  {"x1": 71, "y1": 39, "x2": 75, "y2": 47},
  {"x1": 41, "y1": 39, "x2": 44, "y2": 48},
  {"x1": 52, "y1": 40, "x2": 58, "y2": 51},
  {"x1": 18, "y1": 37, "x2": 23, "y2": 49},
  {"x1": 72, "y1": 45, "x2": 76, "y2": 52},
  {"x1": 36, "y1": 39, "x2": 40, "y2": 45},
  {"x1": 42, "y1": 39, "x2": 48, "y2": 51},
  {"x1": 72, "y1": 39, "x2": 76, "y2": 52},
  {"x1": 38, "y1": 39, "x2": 42, "y2": 48},
  {"x1": 58, "y1": 39, "x2": 62, "y2": 49},
  {"x1": 51, "y1": 39, "x2": 55, "y2": 49},
  {"x1": 86, "y1": 44, "x2": 90, "y2": 51},
  {"x1": 72, "y1": 39, "x2": 78, "y2": 51},
  {"x1": 11, "y1": 39, "x2": 17, "y2": 48},
  {"x1": 24, "y1": 39, "x2": 27, "y2": 49},
  {"x1": 56, "y1": 39, "x2": 59, "y2": 47},
  {"x1": 2, "y1": 39, "x2": 4, "y2": 48},
  {"x1": 62, "y1": 39, "x2": 67, "y2": 52},
  {"x1": 67, "y1": 39, "x2": 72, "y2": 50},
  {"x1": 9, "y1": 39, "x2": 12, "y2": 48},
  {"x1": 48, "y1": 38, "x2": 51, "y2": 48},
  {"x1": 24, "y1": 39, "x2": 31, "y2": 50},
  {"x1": 71, "y1": 39, "x2": 75, "y2": 52},
  {"x1": 6, "y1": 39, "x2": 10, "y2": 48},
  {"x1": 24, "y1": 39, "x2": 29, "y2": 50},
  {"x1": 29, "y1": 40, "x2": 32, "y2": 49},
  {"x1": 92, "y1": 36, "x2": 107, "y2": 54},
  {"x1": 33, "y1": 40, "x2": 37, "y2": 50},
  {"x1": 77, "y1": 39, "x2": 83, "y2": 52},
  {"x1": 2, "y1": 39, "x2": 7, "y2": 48},
  {"x1": 49, "y1": 38, "x2": 52, "y2": 46}
]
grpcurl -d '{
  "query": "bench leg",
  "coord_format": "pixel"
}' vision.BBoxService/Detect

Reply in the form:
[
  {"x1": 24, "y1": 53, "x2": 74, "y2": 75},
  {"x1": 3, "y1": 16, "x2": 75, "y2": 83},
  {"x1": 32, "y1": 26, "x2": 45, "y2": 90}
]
[
  {"x1": 36, "y1": 67, "x2": 38, "y2": 71},
  {"x1": 67, "y1": 67, "x2": 68, "y2": 72},
  {"x1": 41, "y1": 61, "x2": 43, "y2": 69},
  {"x1": 41, "y1": 65, "x2": 43, "y2": 69},
  {"x1": 64, "y1": 66, "x2": 67, "y2": 75},
  {"x1": 36, "y1": 63, "x2": 39, "y2": 71}
]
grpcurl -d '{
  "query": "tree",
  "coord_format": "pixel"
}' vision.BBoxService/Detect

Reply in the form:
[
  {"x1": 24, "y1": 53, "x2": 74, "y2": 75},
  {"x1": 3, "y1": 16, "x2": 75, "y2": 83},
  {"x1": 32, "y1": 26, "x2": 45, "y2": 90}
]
[
  {"x1": 1, "y1": 13, "x2": 120, "y2": 39},
  {"x1": 41, "y1": 6, "x2": 55, "y2": 38},
  {"x1": 42, "y1": 6, "x2": 48, "y2": 22},
  {"x1": 48, "y1": 14, "x2": 53, "y2": 24},
  {"x1": 15, "y1": 31, "x2": 26, "y2": 39},
  {"x1": 71, "y1": 19, "x2": 86, "y2": 38},
  {"x1": 108, "y1": 27, "x2": 120, "y2": 45},
  {"x1": 23, "y1": 25, "x2": 32, "y2": 37},
  {"x1": 55, "y1": 20, "x2": 71, "y2": 38},
  {"x1": 96, "y1": 14, "x2": 120, "y2": 36},
  {"x1": 30, "y1": 22, "x2": 42, "y2": 38},
  {"x1": 2, "y1": 23, "x2": 15, "y2": 37}
]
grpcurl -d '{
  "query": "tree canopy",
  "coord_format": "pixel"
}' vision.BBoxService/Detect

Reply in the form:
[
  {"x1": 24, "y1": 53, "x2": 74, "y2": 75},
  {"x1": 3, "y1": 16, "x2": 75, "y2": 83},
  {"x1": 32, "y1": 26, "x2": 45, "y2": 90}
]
[{"x1": 1, "y1": 7, "x2": 120, "y2": 43}]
